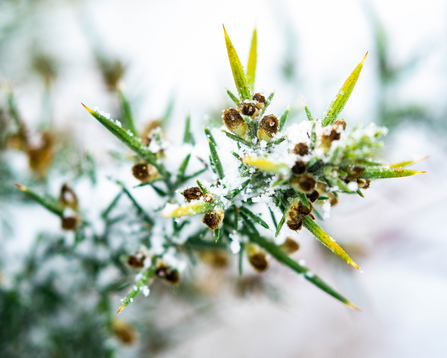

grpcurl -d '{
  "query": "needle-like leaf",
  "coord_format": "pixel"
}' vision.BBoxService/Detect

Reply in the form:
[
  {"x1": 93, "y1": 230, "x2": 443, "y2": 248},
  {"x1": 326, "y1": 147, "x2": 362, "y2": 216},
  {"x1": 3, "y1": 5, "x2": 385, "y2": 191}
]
[
  {"x1": 246, "y1": 27, "x2": 257, "y2": 91},
  {"x1": 117, "y1": 264, "x2": 156, "y2": 313},
  {"x1": 243, "y1": 156, "x2": 289, "y2": 174},
  {"x1": 162, "y1": 201, "x2": 213, "y2": 218},
  {"x1": 249, "y1": 234, "x2": 358, "y2": 310},
  {"x1": 389, "y1": 156, "x2": 428, "y2": 168},
  {"x1": 118, "y1": 87, "x2": 138, "y2": 136},
  {"x1": 208, "y1": 138, "x2": 224, "y2": 180},
  {"x1": 223, "y1": 25, "x2": 251, "y2": 101},
  {"x1": 360, "y1": 167, "x2": 425, "y2": 179},
  {"x1": 225, "y1": 179, "x2": 251, "y2": 200},
  {"x1": 183, "y1": 113, "x2": 195, "y2": 145},
  {"x1": 82, "y1": 104, "x2": 163, "y2": 174},
  {"x1": 278, "y1": 105, "x2": 290, "y2": 132},
  {"x1": 15, "y1": 184, "x2": 64, "y2": 216},
  {"x1": 239, "y1": 206, "x2": 270, "y2": 230},
  {"x1": 302, "y1": 216, "x2": 359, "y2": 269},
  {"x1": 322, "y1": 53, "x2": 368, "y2": 126}
]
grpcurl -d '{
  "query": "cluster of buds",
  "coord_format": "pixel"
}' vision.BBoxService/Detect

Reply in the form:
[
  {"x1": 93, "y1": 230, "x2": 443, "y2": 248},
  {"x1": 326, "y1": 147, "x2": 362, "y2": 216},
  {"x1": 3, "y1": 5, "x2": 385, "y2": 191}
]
[{"x1": 222, "y1": 92, "x2": 279, "y2": 143}]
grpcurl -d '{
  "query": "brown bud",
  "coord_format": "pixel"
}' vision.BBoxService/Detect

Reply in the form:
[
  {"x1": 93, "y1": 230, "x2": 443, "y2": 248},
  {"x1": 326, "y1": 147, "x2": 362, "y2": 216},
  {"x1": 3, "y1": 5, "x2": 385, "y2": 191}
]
[
  {"x1": 328, "y1": 193, "x2": 338, "y2": 206},
  {"x1": 132, "y1": 163, "x2": 158, "y2": 183},
  {"x1": 241, "y1": 103, "x2": 257, "y2": 117},
  {"x1": 347, "y1": 166, "x2": 365, "y2": 179},
  {"x1": 321, "y1": 127, "x2": 341, "y2": 149},
  {"x1": 27, "y1": 131, "x2": 54, "y2": 179},
  {"x1": 293, "y1": 142, "x2": 309, "y2": 156},
  {"x1": 286, "y1": 210, "x2": 303, "y2": 231},
  {"x1": 59, "y1": 184, "x2": 78, "y2": 210},
  {"x1": 316, "y1": 182, "x2": 327, "y2": 194},
  {"x1": 306, "y1": 190, "x2": 320, "y2": 203},
  {"x1": 334, "y1": 119, "x2": 347, "y2": 130},
  {"x1": 257, "y1": 115, "x2": 279, "y2": 142},
  {"x1": 279, "y1": 237, "x2": 300, "y2": 255},
  {"x1": 297, "y1": 201, "x2": 313, "y2": 216},
  {"x1": 309, "y1": 213, "x2": 316, "y2": 220},
  {"x1": 202, "y1": 208, "x2": 224, "y2": 230},
  {"x1": 111, "y1": 320, "x2": 137, "y2": 345},
  {"x1": 293, "y1": 173, "x2": 316, "y2": 193},
  {"x1": 223, "y1": 108, "x2": 248, "y2": 136},
  {"x1": 248, "y1": 252, "x2": 269, "y2": 273},
  {"x1": 141, "y1": 120, "x2": 161, "y2": 146},
  {"x1": 183, "y1": 187, "x2": 204, "y2": 202},
  {"x1": 357, "y1": 178, "x2": 370, "y2": 189},
  {"x1": 291, "y1": 160, "x2": 306, "y2": 175},
  {"x1": 252, "y1": 93, "x2": 266, "y2": 104},
  {"x1": 61, "y1": 213, "x2": 80, "y2": 231},
  {"x1": 200, "y1": 250, "x2": 229, "y2": 268},
  {"x1": 165, "y1": 269, "x2": 180, "y2": 285},
  {"x1": 126, "y1": 252, "x2": 146, "y2": 269}
]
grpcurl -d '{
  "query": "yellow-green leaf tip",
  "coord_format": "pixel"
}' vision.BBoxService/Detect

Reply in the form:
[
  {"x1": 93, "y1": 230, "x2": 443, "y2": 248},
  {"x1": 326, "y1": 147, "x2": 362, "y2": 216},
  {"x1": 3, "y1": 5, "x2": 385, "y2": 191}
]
[{"x1": 81, "y1": 103, "x2": 94, "y2": 114}]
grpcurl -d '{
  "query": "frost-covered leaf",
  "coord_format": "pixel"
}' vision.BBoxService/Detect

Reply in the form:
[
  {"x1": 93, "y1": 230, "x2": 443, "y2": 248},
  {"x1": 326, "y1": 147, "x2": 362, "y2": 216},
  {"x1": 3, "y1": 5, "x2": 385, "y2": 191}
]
[
  {"x1": 302, "y1": 216, "x2": 359, "y2": 269},
  {"x1": 163, "y1": 201, "x2": 213, "y2": 218},
  {"x1": 243, "y1": 156, "x2": 289, "y2": 174},
  {"x1": 322, "y1": 53, "x2": 368, "y2": 126},
  {"x1": 240, "y1": 206, "x2": 270, "y2": 230},
  {"x1": 82, "y1": 104, "x2": 163, "y2": 173},
  {"x1": 249, "y1": 234, "x2": 359, "y2": 310},
  {"x1": 223, "y1": 25, "x2": 251, "y2": 101},
  {"x1": 360, "y1": 167, "x2": 424, "y2": 179},
  {"x1": 226, "y1": 179, "x2": 251, "y2": 200},
  {"x1": 246, "y1": 27, "x2": 257, "y2": 91},
  {"x1": 15, "y1": 184, "x2": 64, "y2": 216},
  {"x1": 118, "y1": 264, "x2": 156, "y2": 313}
]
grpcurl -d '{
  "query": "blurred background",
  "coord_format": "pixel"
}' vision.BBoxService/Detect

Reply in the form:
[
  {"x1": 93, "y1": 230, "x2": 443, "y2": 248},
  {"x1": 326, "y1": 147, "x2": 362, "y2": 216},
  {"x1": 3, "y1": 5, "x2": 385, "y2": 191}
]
[{"x1": 0, "y1": 0, "x2": 446, "y2": 357}]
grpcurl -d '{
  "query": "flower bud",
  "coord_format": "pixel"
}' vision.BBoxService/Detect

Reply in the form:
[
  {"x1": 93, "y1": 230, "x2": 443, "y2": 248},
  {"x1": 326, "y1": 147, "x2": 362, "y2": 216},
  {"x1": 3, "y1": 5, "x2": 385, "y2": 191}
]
[
  {"x1": 59, "y1": 183, "x2": 78, "y2": 210},
  {"x1": 61, "y1": 211, "x2": 80, "y2": 231},
  {"x1": 334, "y1": 118, "x2": 347, "y2": 130},
  {"x1": 291, "y1": 160, "x2": 306, "y2": 175},
  {"x1": 246, "y1": 244, "x2": 269, "y2": 273},
  {"x1": 286, "y1": 210, "x2": 302, "y2": 231},
  {"x1": 292, "y1": 173, "x2": 316, "y2": 193},
  {"x1": 293, "y1": 142, "x2": 309, "y2": 156},
  {"x1": 222, "y1": 108, "x2": 248, "y2": 137},
  {"x1": 200, "y1": 250, "x2": 229, "y2": 268},
  {"x1": 346, "y1": 166, "x2": 365, "y2": 179},
  {"x1": 252, "y1": 93, "x2": 266, "y2": 105},
  {"x1": 202, "y1": 208, "x2": 224, "y2": 230},
  {"x1": 297, "y1": 200, "x2": 313, "y2": 216},
  {"x1": 321, "y1": 126, "x2": 341, "y2": 149},
  {"x1": 357, "y1": 178, "x2": 370, "y2": 189},
  {"x1": 183, "y1": 187, "x2": 204, "y2": 202},
  {"x1": 111, "y1": 320, "x2": 137, "y2": 345},
  {"x1": 279, "y1": 237, "x2": 300, "y2": 255},
  {"x1": 126, "y1": 252, "x2": 146, "y2": 269},
  {"x1": 306, "y1": 190, "x2": 320, "y2": 203},
  {"x1": 132, "y1": 163, "x2": 158, "y2": 183},
  {"x1": 257, "y1": 115, "x2": 279, "y2": 142},
  {"x1": 156, "y1": 261, "x2": 180, "y2": 285},
  {"x1": 241, "y1": 103, "x2": 257, "y2": 117},
  {"x1": 27, "y1": 131, "x2": 54, "y2": 178}
]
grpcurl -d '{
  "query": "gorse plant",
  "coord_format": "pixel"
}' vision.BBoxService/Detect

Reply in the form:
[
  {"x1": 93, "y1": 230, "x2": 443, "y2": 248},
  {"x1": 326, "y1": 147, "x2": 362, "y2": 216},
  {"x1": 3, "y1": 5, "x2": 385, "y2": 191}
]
[{"x1": 17, "y1": 26, "x2": 424, "y2": 313}]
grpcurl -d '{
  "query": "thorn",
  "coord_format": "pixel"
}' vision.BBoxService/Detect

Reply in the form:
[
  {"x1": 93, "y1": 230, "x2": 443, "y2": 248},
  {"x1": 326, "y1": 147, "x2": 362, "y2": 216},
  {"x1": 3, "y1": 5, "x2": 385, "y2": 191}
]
[
  {"x1": 15, "y1": 183, "x2": 26, "y2": 191},
  {"x1": 81, "y1": 103, "x2": 94, "y2": 114},
  {"x1": 361, "y1": 52, "x2": 368, "y2": 63},
  {"x1": 347, "y1": 301, "x2": 361, "y2": 312}
]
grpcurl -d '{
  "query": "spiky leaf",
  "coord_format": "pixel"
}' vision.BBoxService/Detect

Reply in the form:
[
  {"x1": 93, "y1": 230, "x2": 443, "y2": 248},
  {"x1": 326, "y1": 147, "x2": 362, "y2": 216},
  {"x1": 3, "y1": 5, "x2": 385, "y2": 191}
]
[
  {"x1": 223, "y1": 25, "x2": 251, "y2": 101},
  {"x1": 322, "y1": 53, "x2": 367, "y2": 126},
  {"x1": 302, "y1": 216, "x2": 359, "y2": 269},
  {"x1": 246, "y1": 28, "x2": 257, "y2": 91}
]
